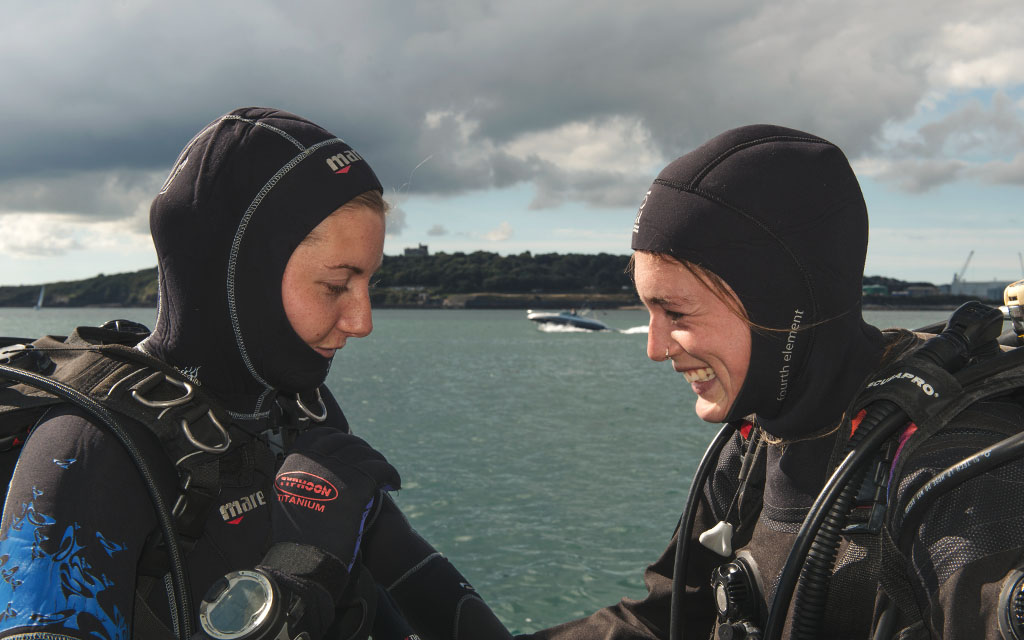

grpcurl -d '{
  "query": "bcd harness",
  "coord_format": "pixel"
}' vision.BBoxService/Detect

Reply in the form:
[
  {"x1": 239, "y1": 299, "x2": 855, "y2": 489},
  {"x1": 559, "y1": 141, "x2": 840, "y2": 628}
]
[
  {"x1": 670, "y1": 302, "x2": 1024, "y2": 640},
  {"x1": 0, "y1": 320, "x2": 329, "y2": 640}
]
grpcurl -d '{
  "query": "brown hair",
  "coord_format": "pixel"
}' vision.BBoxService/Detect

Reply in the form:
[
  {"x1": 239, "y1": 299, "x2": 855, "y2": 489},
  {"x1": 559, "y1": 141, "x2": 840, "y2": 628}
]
[
  {"x1": 340, "y1": 189, "x2": 389, "y2": 216},
  {"x1": 300, "y1": 190, "x2": 389, "y2": 246},
  {"x1": 629, "y1": 250, "x2": 751, "y2": 324}
]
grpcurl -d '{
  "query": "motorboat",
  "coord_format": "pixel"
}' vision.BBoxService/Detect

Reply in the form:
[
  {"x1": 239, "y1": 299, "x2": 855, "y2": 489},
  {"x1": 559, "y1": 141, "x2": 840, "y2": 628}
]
[{"x1": 526, "y1": 308, "x2": 611, "y2": 331}]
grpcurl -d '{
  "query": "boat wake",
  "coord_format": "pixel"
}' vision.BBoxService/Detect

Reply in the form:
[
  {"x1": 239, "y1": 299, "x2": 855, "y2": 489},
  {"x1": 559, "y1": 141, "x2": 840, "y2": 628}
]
[
  {"x1": 535, "y1": 324, "x2": 649, "y2": 334},
  {"x1": 619, "y1": 325, "x2": 649, "y2": 334},
  {"x1": 536, "y1": 323, "x2": 610, "y2": 333}
]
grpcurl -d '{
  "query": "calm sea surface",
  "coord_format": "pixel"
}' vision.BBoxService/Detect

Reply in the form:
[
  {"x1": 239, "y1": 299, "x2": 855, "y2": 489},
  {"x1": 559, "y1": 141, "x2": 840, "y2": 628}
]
[{"x1": 0, "y1": 307, "x2": 958, "y2": 632}]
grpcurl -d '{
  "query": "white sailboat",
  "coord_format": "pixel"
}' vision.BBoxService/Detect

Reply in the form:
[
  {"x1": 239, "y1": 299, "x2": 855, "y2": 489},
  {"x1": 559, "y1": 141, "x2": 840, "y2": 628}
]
[{"x1": 33, "y1": 285, "x2": 44, "y2": 310}]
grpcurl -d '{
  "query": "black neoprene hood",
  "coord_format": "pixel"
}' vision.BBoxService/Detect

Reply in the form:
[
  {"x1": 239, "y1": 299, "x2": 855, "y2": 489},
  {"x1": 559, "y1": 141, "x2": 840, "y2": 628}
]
[
  {"x1": 140, "y1": 107, "x2": 383, "y2": 418},
  {"x1": 632, "y1": 124, "x2": 885, "y2": 438}
]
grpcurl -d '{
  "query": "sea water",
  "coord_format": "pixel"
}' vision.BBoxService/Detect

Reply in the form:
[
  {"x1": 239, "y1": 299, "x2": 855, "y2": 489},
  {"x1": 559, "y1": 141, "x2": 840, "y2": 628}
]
[{"x1": 0, "y1": 307, "x2": 956, "y2": 632}]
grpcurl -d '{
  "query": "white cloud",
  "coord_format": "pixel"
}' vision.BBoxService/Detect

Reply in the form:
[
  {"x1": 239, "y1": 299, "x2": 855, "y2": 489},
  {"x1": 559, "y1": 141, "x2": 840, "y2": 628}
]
[
  {"x1": 930, "y1": 13, "x2": 1024, "y2": 89},
  {"x1": 484, "y1": 221, "x2": 513, "y2": 242},
  {"x1": 386, "y1": 206, "x2": 408, "y2": 236},
  {"x1": 503, "y1": 116, "x2": 662, "y2": 176},
  {"x1": 0, "y1": 212, "x2": 152, "y2": 258}
]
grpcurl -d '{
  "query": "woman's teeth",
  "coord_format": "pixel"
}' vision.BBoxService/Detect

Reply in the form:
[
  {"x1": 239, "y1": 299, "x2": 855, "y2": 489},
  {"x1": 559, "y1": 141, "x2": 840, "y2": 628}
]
[{"x1": 683, "y1": 367, "x2": 716, "y2": 383}]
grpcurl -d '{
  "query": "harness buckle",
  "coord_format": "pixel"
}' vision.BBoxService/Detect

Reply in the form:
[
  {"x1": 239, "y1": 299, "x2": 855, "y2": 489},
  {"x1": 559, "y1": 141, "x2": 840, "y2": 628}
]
[{"x1": 131, "y1": 371, "x2": 194, "y2": 408}]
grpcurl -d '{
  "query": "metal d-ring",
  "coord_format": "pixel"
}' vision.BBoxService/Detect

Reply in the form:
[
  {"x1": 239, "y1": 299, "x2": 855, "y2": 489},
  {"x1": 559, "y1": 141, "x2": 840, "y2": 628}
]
[
  {"x1": 181, "y1": 410, "x2": 231, "y2": 453},
  {"x1": 295, "y1": 388, "x2": 327, "y2": 423},
  {"x1": 131, "y1": 371, "x2": 194, "y2": 408}
]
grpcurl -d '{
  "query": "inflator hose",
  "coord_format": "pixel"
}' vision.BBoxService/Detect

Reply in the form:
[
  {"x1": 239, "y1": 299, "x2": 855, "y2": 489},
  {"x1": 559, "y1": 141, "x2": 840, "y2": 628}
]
[
  {"x1": 0, "y1": 363, "x2": 194, "y2": 640},
  {"x1": 763, "y1": 402, "x2": 908, "y2": 640},
  {"x1": 669, "y1": 421, "x2": 738, "y2": 640}
]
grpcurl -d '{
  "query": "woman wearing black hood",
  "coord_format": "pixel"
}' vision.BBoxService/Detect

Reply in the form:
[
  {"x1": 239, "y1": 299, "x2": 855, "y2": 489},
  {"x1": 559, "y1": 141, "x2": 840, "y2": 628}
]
[
  {"x1": 0, "y1": 108, "x2": 402, "y2": 640},
  {"x1": 503, "y1": 126, "x2": 1024, "y2": 639}
]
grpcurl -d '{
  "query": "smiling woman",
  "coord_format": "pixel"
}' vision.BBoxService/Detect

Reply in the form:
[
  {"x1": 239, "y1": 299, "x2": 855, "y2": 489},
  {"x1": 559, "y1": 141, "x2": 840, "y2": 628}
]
[{"x1": 633, "y1": 252, "x2": 751, "y2": 423}]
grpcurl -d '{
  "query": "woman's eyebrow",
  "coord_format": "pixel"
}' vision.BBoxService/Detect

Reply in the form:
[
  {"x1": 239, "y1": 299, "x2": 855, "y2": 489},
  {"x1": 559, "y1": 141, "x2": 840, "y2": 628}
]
[
  {"x1": 325, "y1": 263, "x2": 362, "y2": 273},
  {"x1": 325, "y1": 255, "x2": 384, "y2": 274},
  {"x1": 645, "y1": 295, "x2": 692, "y2": 308}
]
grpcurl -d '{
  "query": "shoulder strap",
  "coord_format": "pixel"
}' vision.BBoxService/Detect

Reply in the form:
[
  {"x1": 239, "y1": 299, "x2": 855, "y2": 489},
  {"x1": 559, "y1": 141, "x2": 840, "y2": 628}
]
[{"x1": 887, "y1": 347, "x2": 1024, "y2": 482}]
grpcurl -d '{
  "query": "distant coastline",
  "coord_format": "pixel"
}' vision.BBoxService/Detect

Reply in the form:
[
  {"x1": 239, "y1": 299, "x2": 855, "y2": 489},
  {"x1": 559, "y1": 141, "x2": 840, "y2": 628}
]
[{"x1": 0, "y1": 258, "x2": 1005, "y2": 310}]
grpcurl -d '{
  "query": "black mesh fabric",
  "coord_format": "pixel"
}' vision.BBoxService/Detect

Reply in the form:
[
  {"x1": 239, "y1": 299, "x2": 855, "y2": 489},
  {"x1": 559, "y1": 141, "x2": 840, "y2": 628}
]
[
  {"x1": 704, "y1": 431, "x2": 748, "y2": 523},
  {"x1": 885, "y1": 398, "x2": 1024, "y2": 637},
  {"x1": 895, "y1": 408, "x2": 1024, "y2": 595}
]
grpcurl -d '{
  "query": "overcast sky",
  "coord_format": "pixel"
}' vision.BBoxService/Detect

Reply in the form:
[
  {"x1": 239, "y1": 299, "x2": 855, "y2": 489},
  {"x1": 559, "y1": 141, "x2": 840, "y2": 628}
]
[{"x1": 2, "y1": 0, "x2": 1023, "y2": 286}]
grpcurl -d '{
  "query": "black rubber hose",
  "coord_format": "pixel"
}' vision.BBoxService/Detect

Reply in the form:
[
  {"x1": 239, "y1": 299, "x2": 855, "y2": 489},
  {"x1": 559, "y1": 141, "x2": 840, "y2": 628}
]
[
  {"x1": 670, "y1": 421, "x2": 738, "y2": 640},
  {"x1": 763, "y1": 401, "x2": 908, "y2": 640},
  {"x1": 791, "y1": 463, "x2": 867, "y2": 639},
  {"x1": 0, "y1": 364, "x2": 194, "y2": 640}
]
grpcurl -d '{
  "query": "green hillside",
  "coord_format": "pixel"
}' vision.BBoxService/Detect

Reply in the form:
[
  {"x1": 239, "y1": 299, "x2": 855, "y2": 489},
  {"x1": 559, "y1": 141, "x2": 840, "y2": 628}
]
[
  {"x1": 0, "y1": 268, "x2": 159, "y2": 307},
  {"x1": 0, "y1": 253, "x2": 984, "y2": 309}
]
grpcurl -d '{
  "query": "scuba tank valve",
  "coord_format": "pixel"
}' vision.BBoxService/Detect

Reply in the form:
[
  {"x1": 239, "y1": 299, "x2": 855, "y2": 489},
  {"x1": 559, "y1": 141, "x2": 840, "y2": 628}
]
[{"x1": 1005, "y1": 279, "x2": 1024, "y2": 343}]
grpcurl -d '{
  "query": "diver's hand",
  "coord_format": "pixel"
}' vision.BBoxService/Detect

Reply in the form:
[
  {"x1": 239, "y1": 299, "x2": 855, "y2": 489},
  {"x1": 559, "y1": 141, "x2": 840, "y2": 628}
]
[{"x1": 272, "y1": 427, "x2": 400, "y2": 569}]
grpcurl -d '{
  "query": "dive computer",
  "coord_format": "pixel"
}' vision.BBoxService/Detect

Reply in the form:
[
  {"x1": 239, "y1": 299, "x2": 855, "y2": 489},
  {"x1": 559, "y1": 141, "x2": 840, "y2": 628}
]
[{"x1": 198, "y1": 568, "x2": 306, "y2": 640}]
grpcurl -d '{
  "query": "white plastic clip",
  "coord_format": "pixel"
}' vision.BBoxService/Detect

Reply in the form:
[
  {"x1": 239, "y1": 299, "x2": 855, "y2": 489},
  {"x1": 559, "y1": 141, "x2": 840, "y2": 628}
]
[{"x1": 698, "y1": 521, "x2": 734, "y2": 557}]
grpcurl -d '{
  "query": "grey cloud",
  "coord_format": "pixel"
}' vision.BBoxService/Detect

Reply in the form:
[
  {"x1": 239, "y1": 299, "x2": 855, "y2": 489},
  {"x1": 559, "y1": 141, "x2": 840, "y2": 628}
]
[
  {"x1": 0, "y1": 170, "x2": 165, "y2": 220},
  {"x1": 872, "y1": 91, "x2": 1024, "y2": 190},
  {"x1": 876, "y1": 159, "x2": 967, "y2": 193},
  {"x1": 426, "y1": 224, "x2": 448, "y2": 236},
  {"x1": 973, "y1": 155, "x2": 1024, "y2": 187},
  {"x1": 1, "y1": 0, "x2": 1022, "y2": 209}
]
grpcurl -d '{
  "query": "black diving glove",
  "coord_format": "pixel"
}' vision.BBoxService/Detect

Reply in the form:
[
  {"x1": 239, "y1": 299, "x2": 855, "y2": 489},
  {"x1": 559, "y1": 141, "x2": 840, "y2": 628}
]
[
  {"x1": 250, "y1": 428, "x2": 399, "y2": 639},
  {"x1": 272, "y1": 427, "x2": 400, "y2": 568}
]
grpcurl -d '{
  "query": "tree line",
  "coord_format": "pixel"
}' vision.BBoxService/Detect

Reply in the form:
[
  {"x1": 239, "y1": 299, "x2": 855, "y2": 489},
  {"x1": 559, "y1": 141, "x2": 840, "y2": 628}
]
[
  {"x1": 377, "y1": 251, "x2": 633, "y2": 293},
  {"x1": 0, "y1": 253, "x2": 962, "y2": 307}
]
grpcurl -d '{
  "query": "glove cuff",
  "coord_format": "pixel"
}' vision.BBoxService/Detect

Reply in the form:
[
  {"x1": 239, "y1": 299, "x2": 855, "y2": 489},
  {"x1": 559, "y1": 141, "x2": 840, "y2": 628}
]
[{"x1": 259, "y1": 541, "x2": 351, "y2": 604}]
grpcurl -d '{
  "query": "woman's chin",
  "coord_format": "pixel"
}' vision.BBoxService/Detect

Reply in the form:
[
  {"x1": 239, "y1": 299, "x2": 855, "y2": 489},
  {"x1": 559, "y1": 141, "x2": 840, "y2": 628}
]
[{"x1": 694, "y1": 396, "x2": 730, "y2": 423}]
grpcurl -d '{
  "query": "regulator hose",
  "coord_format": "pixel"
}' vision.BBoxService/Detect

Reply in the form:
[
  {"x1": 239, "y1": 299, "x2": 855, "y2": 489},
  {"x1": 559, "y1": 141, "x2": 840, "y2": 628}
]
[
  {"x1": 764, "y1": 401, "x2": 908, "y2": 640},
  {"x1": 0, "y1": 363, "x2": 194, "y2": 640},
  {"x1": 669, "y1": 421, "x2": 738, "y2": 640}
]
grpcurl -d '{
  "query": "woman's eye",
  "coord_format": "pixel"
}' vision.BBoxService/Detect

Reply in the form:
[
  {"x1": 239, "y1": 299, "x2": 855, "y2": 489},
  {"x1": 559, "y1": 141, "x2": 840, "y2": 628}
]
[
  {"x1": 323, "y1": 283, "x2": 348, "y2": 295},
  {"x1": 665, "y1": 310, "x2": 685, "y2": 324}
]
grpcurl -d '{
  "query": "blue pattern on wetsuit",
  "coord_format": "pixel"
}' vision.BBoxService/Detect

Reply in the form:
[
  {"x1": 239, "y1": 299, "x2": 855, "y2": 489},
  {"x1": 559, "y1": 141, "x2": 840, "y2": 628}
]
[{"x1": 0, "y1": 487, "x2": 128, "y2": 640}]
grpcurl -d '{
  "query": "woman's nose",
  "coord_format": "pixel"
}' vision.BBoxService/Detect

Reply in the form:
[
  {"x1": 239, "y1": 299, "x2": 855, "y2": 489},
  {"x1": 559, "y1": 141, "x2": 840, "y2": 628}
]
[
  {"x1": 646, "y1": 324, "x2": 671, "y2": 362},
  {"x1": 337, "y1": 289, "x2": 373, "y2": 338}
]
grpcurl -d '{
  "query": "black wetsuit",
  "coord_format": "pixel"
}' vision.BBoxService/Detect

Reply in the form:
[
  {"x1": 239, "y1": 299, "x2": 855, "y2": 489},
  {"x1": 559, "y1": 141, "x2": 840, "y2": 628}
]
[
  {"x1": 0, "y1": 107, "x2": 388, "y2": 640},
  {"x1": 514, "y1": 336, "x2": 1024, "y2": 639}
]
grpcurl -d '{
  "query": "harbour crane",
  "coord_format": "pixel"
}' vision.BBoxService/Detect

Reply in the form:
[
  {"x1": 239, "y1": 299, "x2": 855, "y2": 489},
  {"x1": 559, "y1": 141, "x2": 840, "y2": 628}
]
[{"x1": 954, "y1": 250, "x2": 974, "y2": 283}]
